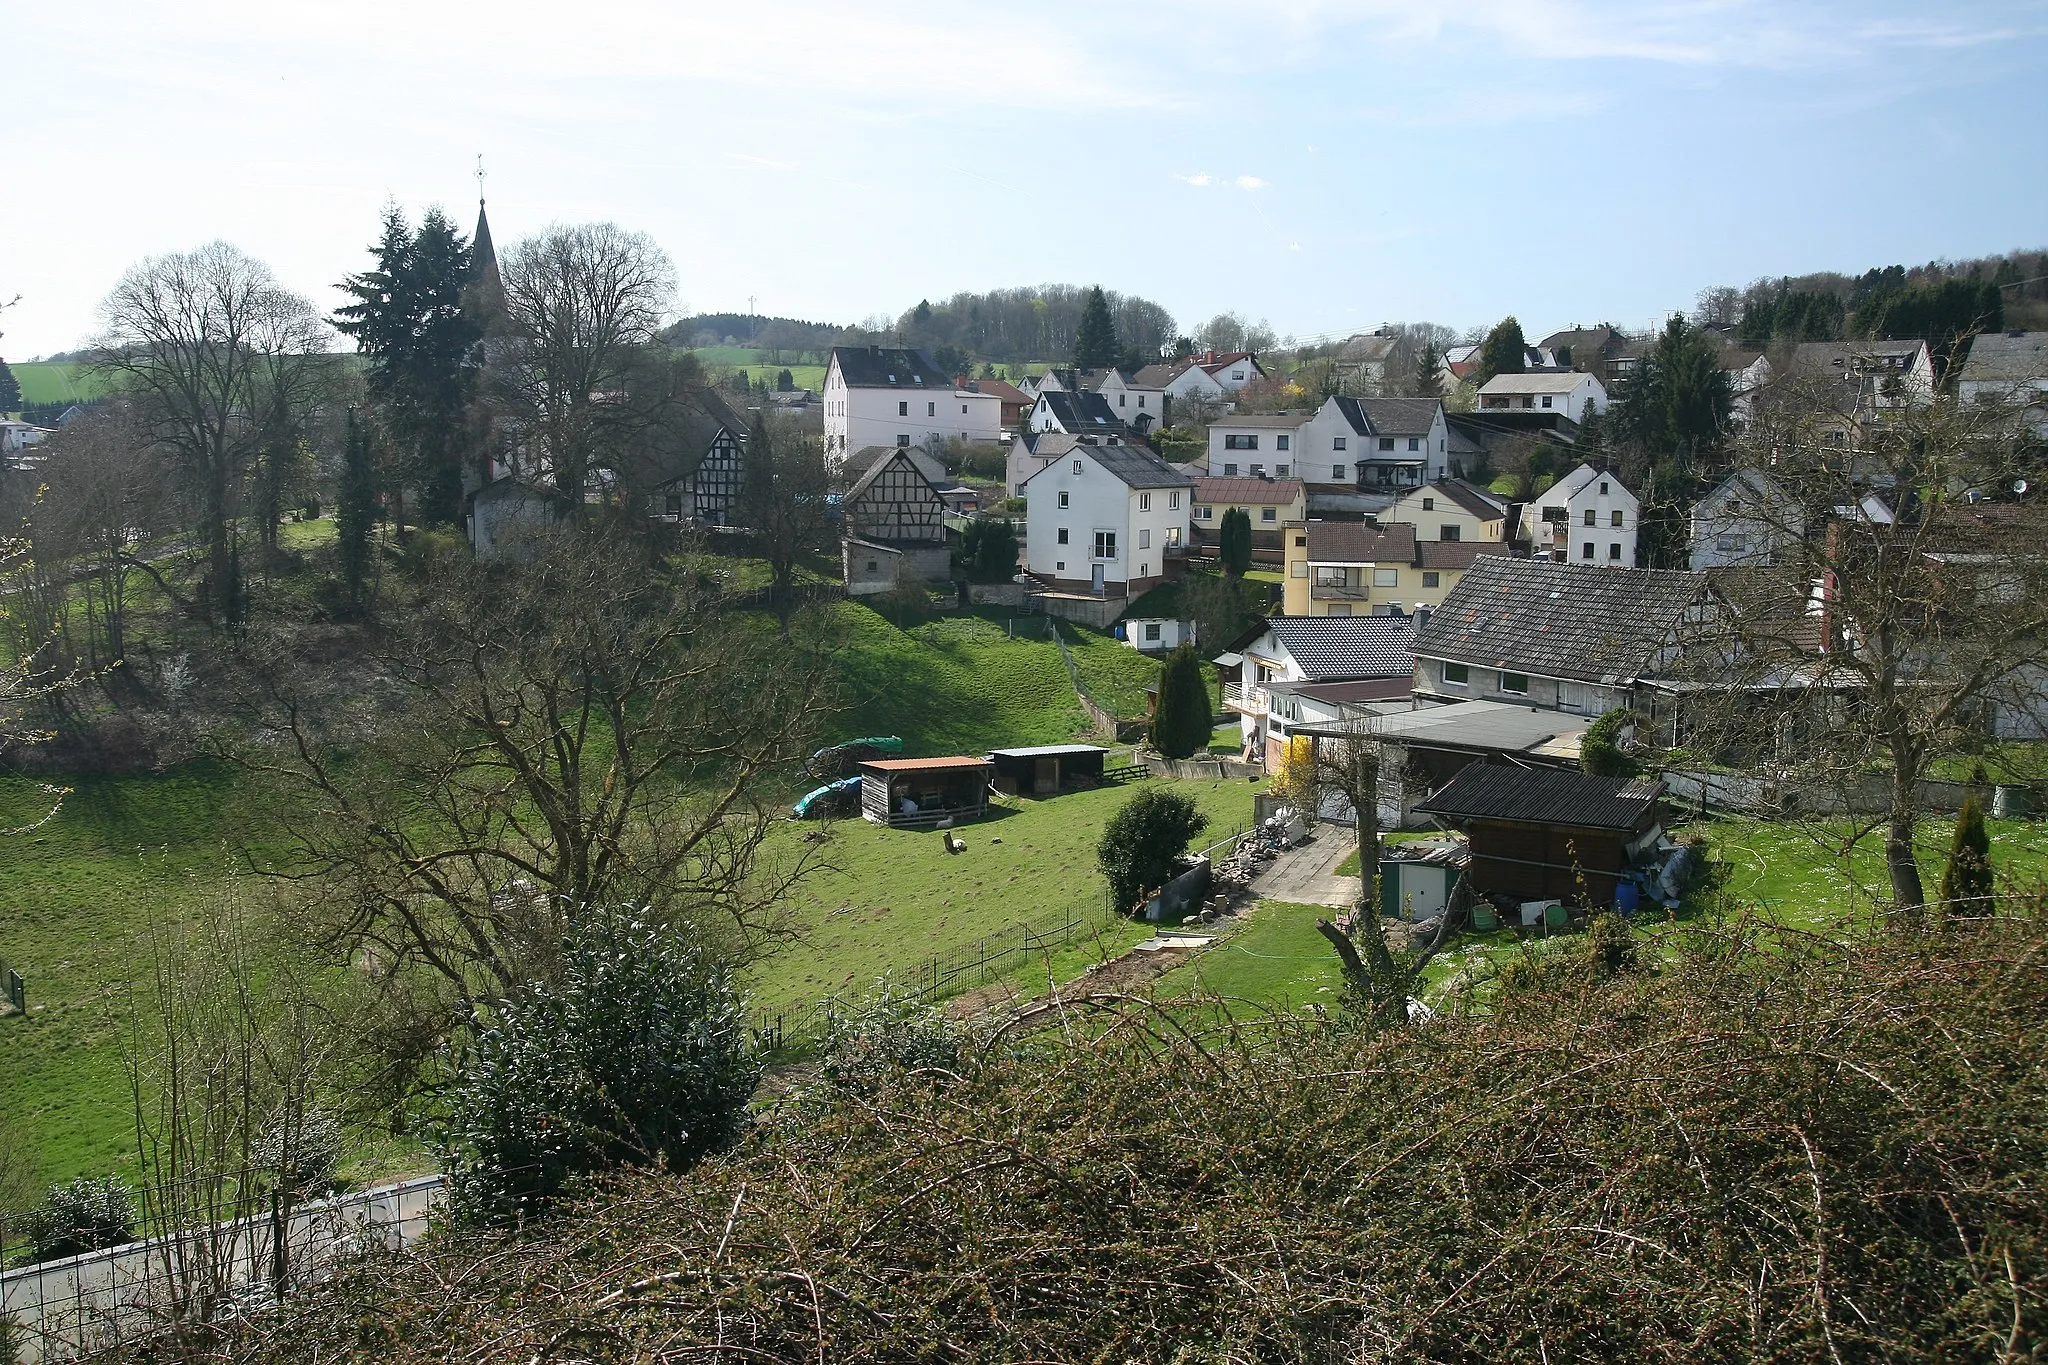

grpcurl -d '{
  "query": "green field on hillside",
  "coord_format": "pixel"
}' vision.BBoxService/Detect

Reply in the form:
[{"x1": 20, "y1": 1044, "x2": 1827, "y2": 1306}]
[
  {"x1": 7, "y1": 361, "x2": 109, "y2": 407},
  {"x1": 0, "y1": 598, "x2": 1190, "y2": 1188}
]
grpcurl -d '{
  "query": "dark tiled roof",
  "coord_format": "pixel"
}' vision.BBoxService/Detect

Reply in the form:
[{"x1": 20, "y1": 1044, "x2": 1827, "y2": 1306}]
[
  {"x1": 1264, "y1": 615, "x2": 1417, "y2": 681},
  {"x1": 1129, "y1": 363, "x2": 1186, "y2": 389},
  {"x1": 1194, "y1": 477, "x2": 1304, "y2": 504},
  {"x1": 1414, "y1": 763, "x2": 1664, "y2": 831},
  {"x1": 1959, "y1": 331, "x2": 2048, "y2": 384},
  {"x1": 1035, "y1": 389, "x2": 1124, "y2": 432},
  {"x1": 1413, "y1": 557, "x2": 1711, "y2": 683},
  {"x1": 1212, "y1": 411, "x2": 1312, "y2": 429},
  {"x1": 1417, "y1": 540, "x2": 1511, "y2": 570},
  {"x1": 1306, "y1": 521, "x2": 1418, "y2": 564},
  {"x1": 962, "y1": 377, "x2": 1032, "y2": 404},
  {"x1": 1092, "y1": 443, "x2": 1195, "y2": 490},
  {"x1": 830, "y1": 346, "x2": 953, "y2": 389},
  {"x1": 1403, "y1": 479, "x2": 1506, "y2": 521},
  {"x1": 618, "y1": 385, "x2": 748, "y2": 488},
  {"x1": 1355, "y1": 398, "x2": 1442, "y2": 437}
]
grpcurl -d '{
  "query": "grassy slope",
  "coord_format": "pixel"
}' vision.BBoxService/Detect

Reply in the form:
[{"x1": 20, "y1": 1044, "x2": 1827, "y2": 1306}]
[
  {"x1": 831, "y1": 608, "x2": 1091, "y2": 753},
  {"x1": 0, "y1": 765, "x2": 258, "y2": 1185},
  {"x1": 8, "y1": 362, "x2": 109, "y2": 407},
  {"x1": 751, "y1": 778, "x2": 1260, "y2": 1010}
]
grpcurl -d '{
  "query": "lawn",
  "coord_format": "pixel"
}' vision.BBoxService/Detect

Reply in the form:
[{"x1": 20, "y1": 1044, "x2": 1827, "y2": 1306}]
[
  {"x1": 1154, "y1": 900, "x2": 1346, "y2": 1010},
  {"x1": 681, "y1": 346, "x2": 826, "y2": 392},
  {"x1": 1059, "y1": 622, "x2": 1165, "y2": 721},
  {"x1": 750, "y1": 776, "x2": 1262, "y2": 1011}
]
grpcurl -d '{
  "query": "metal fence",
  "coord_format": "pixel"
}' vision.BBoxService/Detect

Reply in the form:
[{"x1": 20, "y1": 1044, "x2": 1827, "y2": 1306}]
[
  {"x1": 747, "y1": 897, "x2": 1113, "y2": 1052},
  {"x1": 0, "y1": 1174, "x2": 445, "y2": 1364}
]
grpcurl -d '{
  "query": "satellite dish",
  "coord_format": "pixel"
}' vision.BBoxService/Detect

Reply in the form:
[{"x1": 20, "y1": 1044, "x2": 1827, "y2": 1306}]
[{"x1": 2017, "y1": 479, "x2": 2030, "y2": 497}]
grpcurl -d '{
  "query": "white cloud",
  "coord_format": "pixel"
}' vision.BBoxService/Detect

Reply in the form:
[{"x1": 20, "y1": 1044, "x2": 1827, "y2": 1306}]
[
  {"x1": 1237, "y1": 175, "x2": 1268, "y2": 190},
  {"x1": 1178, "y1": 172, "x2": 1214, "y2": 186}
]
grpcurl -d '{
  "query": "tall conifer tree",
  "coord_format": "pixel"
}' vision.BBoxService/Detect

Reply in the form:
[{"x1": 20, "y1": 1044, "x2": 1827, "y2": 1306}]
[
  {"x1": 337, "y1": 408, "x2": 377, "y2": 613},
  {"x1": 1413, "y1": 340, "x2": 1444, "y2": 399},
  {"x1": 0, "y1": 358, "x2": 19, "y2": 413},
  {"x1": 1073, "y1": 286, "x2": 1119, "y2": 370}
]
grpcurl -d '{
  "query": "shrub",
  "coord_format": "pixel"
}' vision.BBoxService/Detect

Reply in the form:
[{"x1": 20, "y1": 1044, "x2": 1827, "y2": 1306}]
[
  {"x1": 440, "y1": 912, "x2": 759, "y2": 1226},
  {"x1": 1149, "y1": 644, "x2": 1211, "y2": 759},
  {"x1": 1580, "y1": 709, "x2": 1639, "y2": 779},
  {"x1": 1938, "y1": 792, "x2": 1993, "y2": 916},
  {"x1": 255, "y1": 1108, "x2": 343, "y2": 1199},
  {"x1": 26, "y1": 1176, "x2": 137, "y2": 1262},
  {"x1": 1217, "y1": 507, "x2": 1252, "y2": 578},
  {"x1": 819, "y1": 988, "x2": 964, "y2": 1092},
  {"x1": 1098, "y1": 785, "x2": 1208, "y2": 916}
]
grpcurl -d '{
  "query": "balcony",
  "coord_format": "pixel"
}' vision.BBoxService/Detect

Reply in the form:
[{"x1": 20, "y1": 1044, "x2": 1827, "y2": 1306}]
[
  {"x1": 1223, "y1": 681, "x2": 1270, "y2": 714},
  {"x1": 1312, "y1": 581, "x2": 1373, "y2": 601}
]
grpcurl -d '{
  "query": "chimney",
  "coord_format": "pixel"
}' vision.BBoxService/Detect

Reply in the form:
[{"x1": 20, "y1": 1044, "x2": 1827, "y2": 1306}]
[{"x1": 1415, "y1": 605, "x2": 1432, "y2": 630}]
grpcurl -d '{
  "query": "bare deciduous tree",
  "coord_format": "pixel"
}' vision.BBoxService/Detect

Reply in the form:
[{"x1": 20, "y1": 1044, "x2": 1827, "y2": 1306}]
[
  {"x1": 245, "y1": 527, "x2": 838, "y2": 1011},
  {"x1": 1690, "y1": 381, "x2": 2048, "y2": 913},
  {"x1": 492, "y1": 223, "x2": 675, "y2": 506},
  {"x1": 90, "y1": 243, "x2": 331, "y2": 619}
]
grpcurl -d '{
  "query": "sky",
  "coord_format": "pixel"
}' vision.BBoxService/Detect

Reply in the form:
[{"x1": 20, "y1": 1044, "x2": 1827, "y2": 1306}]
[{"x1": 4, "y1": 0, "x2": 2047, "y2": 359}]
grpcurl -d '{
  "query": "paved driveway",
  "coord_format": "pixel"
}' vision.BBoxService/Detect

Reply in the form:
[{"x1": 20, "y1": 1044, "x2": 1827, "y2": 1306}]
[{"x1": 1248, "y1": 831, "x2": 1364, "y2": 910}]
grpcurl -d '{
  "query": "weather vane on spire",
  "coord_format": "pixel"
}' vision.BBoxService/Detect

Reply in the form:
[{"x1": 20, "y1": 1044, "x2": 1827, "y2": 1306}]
[{"x1": 476, "y1": 154, "x2": 487, "y2": 205}]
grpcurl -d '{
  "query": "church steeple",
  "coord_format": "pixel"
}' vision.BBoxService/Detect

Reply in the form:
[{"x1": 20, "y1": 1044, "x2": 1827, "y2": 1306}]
[{"x1": 465, "y1": 156, "x2": 506, "y2": 334}]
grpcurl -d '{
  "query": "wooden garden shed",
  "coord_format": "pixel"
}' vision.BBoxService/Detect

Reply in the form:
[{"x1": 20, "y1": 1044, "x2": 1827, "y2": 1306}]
[
  {"x1": 1412, "y1": 764, "x2": 1666, "y2": 907},
  {"x1": 986, "y1": 744, "x2": 1107, "y2": 796},
  {"x1": 859, "y1": 756, "x2": 994, "y2": 827}
]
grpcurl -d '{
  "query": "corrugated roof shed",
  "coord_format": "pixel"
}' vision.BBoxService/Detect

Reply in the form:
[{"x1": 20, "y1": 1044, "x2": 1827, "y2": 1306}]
[
  {"x1": 1413, "y1": 557, "x2": 1710, "y2": 684},
  {"x1": 861, "y1": 756, "x2": 994, "y2": 772},
  {"x1": 1414, "y1": 763, "x2": 1663, "y2": 830}
]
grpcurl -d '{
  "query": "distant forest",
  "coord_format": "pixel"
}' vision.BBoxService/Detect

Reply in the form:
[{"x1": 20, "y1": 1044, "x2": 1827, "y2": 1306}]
[{"x1": 1700, "y1": 247, "x2": 2047, "y2": 379}]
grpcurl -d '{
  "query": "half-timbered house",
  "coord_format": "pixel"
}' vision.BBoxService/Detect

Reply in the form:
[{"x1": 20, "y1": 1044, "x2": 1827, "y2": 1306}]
[
  {"x1": 644, "y1": 388, "x2": 752, "y2": 529},
  {"x1": 840, "y1": 447, "x2": 954, "y2": 595}
]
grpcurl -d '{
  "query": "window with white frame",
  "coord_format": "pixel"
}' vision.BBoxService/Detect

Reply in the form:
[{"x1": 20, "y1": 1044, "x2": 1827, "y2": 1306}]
[
  {"x1": 1333, "y1": 464, "x2": 1346, "y2": 479},
  {"x1": 1058, "y1": 491, "x2": 1069, "y2": 509},
  {"x1": 1139, "y1": 528, "x2": 1151, "y2": 549},
  {"x1": 898, "y1": 401, "x2": 908, "y2": 416},
  {"x1": 1093, "y1": 531, "x2": 1116, "y2": 560},
  {"x1": 1225, "y1": 434, "x2": 1259, "y2": 450},
  {"x1": 1057, "y1": 528, "x2": 1069, "y2": 544},
  {"x1": 1144, "y1": 622, "x2": 1161, "y2": 640},
  {"x1": 1499, "y1": 671, "x2": 1529, "y2": 694},
  {"x1": 1609, "y1": 543, "x2": 1622, "y2": 560},
  {"x1": 1223, "y1": 463, "x2": 1239, "y2": 476},
  {"x1": 1072, "y1": 460, "x2": 1083, "y2": 474},
  {"x1": 1276, "y1": 464, "x2": 1289, "y2": 476},
  {"x1": 1276, "y1": 435, "x2": 1290, "y2": 451},
  {"x1": 1169, "y1": 490, "x2": 1180, "y2": 509},
  {"x1": 1373, "y1": 568, "x2": 1399, "y2": 587},
  {"x1": 1444, "y1": 662, "x2": 1469, "y2": 686},
  {"x1": 1261, "y1": 507, "x2": 1276, "y2": 522},
  {"x1": 1582, "y1": 542, "x2": 1595, "y2": 559},
  {"x1": 1379, "y1": 437, "x2": 1395, "y2": 451},
  {"x1": 1611, "y1": 509, "x2": 1624, "y2": 527},
  {"x1": 1584, "y1": 509, "x2": 1597, "y2": 526},
  {"x1": 1422, "y1": 571, "x2": 1440, "y2": 587},
  {"x1": 1333, "y1": 436, "x2": 1347, "y2": 451},
  {"x1": 1138, "y1": 492, "x2": 1150, "y2": 511},
  {"x1": 1408, "y1": 438, "x2": 1420, "y2": 451}
]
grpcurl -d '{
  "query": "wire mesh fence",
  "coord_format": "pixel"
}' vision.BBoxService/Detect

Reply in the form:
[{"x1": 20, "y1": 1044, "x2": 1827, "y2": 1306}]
[{"x1": 747, "y1": 895, "x2": 1118, "y2": 1052}]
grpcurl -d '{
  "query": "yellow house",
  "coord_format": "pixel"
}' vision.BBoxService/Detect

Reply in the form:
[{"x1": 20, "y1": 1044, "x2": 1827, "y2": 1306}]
[
  {"x1": 1282, "y1": 519, "x2": 1510, "y2": 616},
  {"x1": 1191, "y1": 476, "x2": 1307, "y2": 564},
  {"x1": 1380, "y1": 479, "x2": 1511, "y2": 544}
]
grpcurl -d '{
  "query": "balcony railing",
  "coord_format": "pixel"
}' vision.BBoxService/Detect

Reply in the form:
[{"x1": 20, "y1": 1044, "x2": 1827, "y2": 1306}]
[
  {"x1": 1312, "y1": 582, "x2": 1373, "y2": 600},
  {"x1": 1223, "y1": 681, "x2": 1270, "y2": 713}
]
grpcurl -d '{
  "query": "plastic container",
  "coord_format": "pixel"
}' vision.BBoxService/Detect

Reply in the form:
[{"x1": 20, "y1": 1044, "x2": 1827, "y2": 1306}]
[{"x1": 1614, "y1": 880, "x2": 1640, "y2": 917}]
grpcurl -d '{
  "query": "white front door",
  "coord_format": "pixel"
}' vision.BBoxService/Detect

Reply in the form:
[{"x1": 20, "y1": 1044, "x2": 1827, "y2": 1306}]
[{"x1": 1091, "y1": 563, "x2": 1105, "y2": 594}]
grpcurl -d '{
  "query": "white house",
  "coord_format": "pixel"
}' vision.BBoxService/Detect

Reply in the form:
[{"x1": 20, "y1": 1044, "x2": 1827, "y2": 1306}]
[
  {"x1": 1121, "y1": 617, "x2": 1195, "y2": 653},
  {"x1": 1192, "y1": 351, "x2": 1265, "y2": 392},
  {"x1": 1301, "y1": 396, "x2": 1451, "y2": 490},
  {"x1": 1958, "y1": 330, "x2": 2048, "y2": 438},
  {"x1": 1021, "y1": 442, "x2": 1192, "y2": 598},
  {"x1": 1029, "y1": 388, "x2": 1125, "y2": 436},
  {"x1": 1204, "y1": 412, "x2": 1311, "y2": 478},
  {"x1": 822, "y1": 346, "x2": 1003, "y2": 465},
  {"x1": 1223, "y1": 615, "x2": 1417, "y2": 761},
  {"x1": 1477, "y1": 371, "x2": 1609, "y2": 422},
  {"x1": 1720, "y1": 351, "x2": 1773, "y2": 427},
  {"x1": 1520, "y1": 463, "x2": 1639, "y2": 566},
  {"x1": 1688, "y1": 468, "x2": 1802, "y2": 570},
  {"x1": 1007, "y1": 429, "x2": 1142, "y2": 498},
  {"x1": 0, "y1": 420, "x2": 52, "y2": 454}
]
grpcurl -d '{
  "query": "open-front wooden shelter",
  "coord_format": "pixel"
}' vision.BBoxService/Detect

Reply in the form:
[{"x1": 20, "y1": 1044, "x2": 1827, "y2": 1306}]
[{"x1": 859, "y1": 756, "x2": 994, "y2": 827}]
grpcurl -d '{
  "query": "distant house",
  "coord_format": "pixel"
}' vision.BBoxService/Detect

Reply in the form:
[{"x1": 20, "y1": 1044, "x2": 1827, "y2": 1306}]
[
  {"x1": 1190, "y1": 351, "x2": 1266, "y2": 392},
  {"x1": 1223, "y1": 614, "x2": 1417, "y2": 763},
  {"x1": 1381, "y1": 479, "x2": 1511, "y2": 545},
  {"x1": 1021, "y1": 439, "x2": 1192, "y2": 599},
  {"x1": 1300, "y1": 396, "x2": 1454, "y2": 492},
  {"x1": 1443, "y1": 343, "x2": 1481, "y2": 380},
  {"x1": 841, "y1": 448, "x2": 953, "y2": 596},
  {"x1": 1279, "y1": 519, "x2": 1508, "y2": 617},
  {"x1": 1411, "y1": 557, "x2": 1724, "y2": 741},
  {"x1": 1204, "y1": 412, "x2": 1311, "y2": 478},
  {"x1": 626, "y1": 387, "x2": 751, "y2": 528},
  {"x1": 842, "y1": 443, "x2": 948, "y2": 490},
  {"x1": 823, "y1": 346, "x2": 1003, "y2": 464},
  {"x1": 1478, "y1": 370, "x2": 1609, "y2": 422},
  {"x1": 1720, "y1": 350, "x2": 1773, "y2": 427},
  {"x1": 1781, "y1": 339, "x2": 1938, "y2": 448},
  {"x1": 0, "y1": 420, "x2": 52, "y2": 455},
  {"x1": 1688, "y1": 468, "x2": 1803, "y2": 570},
  {"x1": 1413, "y1": 764, "x2": 1668, "y2": 909},
  {"x1": 1121, "y1": 617, "x2": 1196, "y2": 653},
  {"x1": 958, "y1": 376, "x2": 1035, "y2": 432},
  {"x1": 1028, "y1": 387, "x2": 1125, "y2": 437},
  {"x1": 469, "y1": 479, "x2": 568, "y2": 560},
  {"x1": 1519, "y1": 463, "x2": 1639, "y2": 566},
  {"x1": 1538, "y1": 325, "x2": 1633, "y2": 385},
  {"x1": 1958, "y1": 330, "x2": 2048, "y2": 438},
  {"x1": 1190, "y1": 475, "x2": 1306, "y2": 563},
  {"x1": 1331, "y1": 330, "x2": 1412, "y2": 393},
  {"x1": 1133, "y1": 360, "x2": 1229, "y2": 409}
]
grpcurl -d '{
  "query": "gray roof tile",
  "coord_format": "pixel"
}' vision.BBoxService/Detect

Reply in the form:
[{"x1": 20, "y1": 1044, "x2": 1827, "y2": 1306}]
[
  {"x1": 1414, "y1": 763, "x2": 1664, "y2": 831},
  {"x1": 1413, "y1": 557, "x2": 1710, "y2": 683},
  {"x1": 1262, "y1": 615, "x2": 1417, "y2": 681}
]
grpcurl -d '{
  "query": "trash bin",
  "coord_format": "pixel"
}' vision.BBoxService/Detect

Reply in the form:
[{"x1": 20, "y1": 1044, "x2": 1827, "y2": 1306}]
[{"x1": 1614, "y1": 880, "x2": 1640, "y2": 917}]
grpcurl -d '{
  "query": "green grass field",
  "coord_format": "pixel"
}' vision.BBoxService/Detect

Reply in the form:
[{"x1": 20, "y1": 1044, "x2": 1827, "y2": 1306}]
[
  {"x1": 7, "y1": 362, "x2": 108, "y2": 408},
  {"x1": 682, "y1": 347, "x2": 827, "y2": 392},
  {"x1": 1154, "y1": 900, "x2": 1346, "y2": 1010},
  {"x1": 753, "y1": 777, "x2": 1259, "y2": 1011}
]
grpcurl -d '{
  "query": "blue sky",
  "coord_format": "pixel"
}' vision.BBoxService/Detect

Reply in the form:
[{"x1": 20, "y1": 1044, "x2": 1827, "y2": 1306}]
[{"x1": 4, "y1": 0, "x2": 2046, "y2": 358}]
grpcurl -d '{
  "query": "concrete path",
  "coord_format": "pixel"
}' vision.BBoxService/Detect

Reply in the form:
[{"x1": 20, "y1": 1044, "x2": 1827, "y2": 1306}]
[{"x1": 1248, "y1": 831, "x2": 1364, "y2": 910}]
